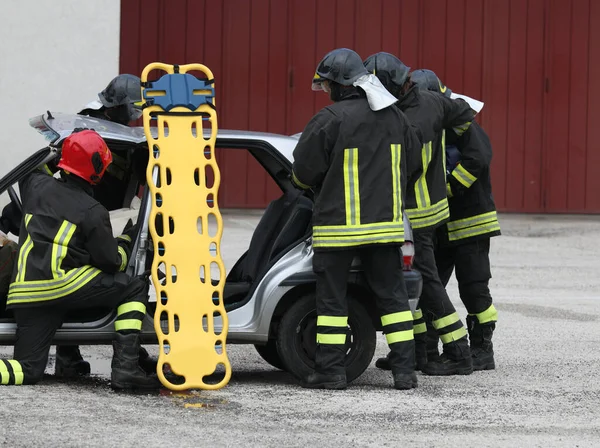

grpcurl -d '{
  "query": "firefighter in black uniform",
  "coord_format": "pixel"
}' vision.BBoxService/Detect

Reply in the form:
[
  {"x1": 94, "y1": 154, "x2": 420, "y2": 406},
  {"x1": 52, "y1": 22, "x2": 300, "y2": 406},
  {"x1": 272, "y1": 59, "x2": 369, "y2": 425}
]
[
  {"x1": 411, "y1": 69, "x2": 499, "y2": 370},
  {"x1": 39, "y1": 74, "x2": 152, "y2": 379},
  {"x1": 0, "y1": 130, "x2": 159, "y2": 390},
  {"x1": 292, "y1": 48, "x2": 422, "y2": 390},
  {"x1": 365, "y1": 53, "x2": 476, "y2": 376}
]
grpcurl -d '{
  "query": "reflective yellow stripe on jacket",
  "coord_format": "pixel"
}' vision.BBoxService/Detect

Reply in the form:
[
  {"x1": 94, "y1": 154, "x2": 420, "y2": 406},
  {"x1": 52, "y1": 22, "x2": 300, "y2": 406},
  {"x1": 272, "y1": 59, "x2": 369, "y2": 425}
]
[
  {"x1": 406, "y1": 140, "x2": 449, "y2": 230},
  {"x1": 405, "y1": 198, "x2": 449, "y2": 230},
  {"x1": 447, "y1": 211, "x2": 501, "y2": 242},
  {"x1": 7, "y1": 265, "x2": 102, "y2": 305},
  {"x1": 15, "y1": 214, "x2": 34, "y2": 282},
  {"x1": 51, "y1": 220, "x2": 77, "y2": 279},
  {"x1": 313, "y1": 146, "x2": 405, "y2": 248}
]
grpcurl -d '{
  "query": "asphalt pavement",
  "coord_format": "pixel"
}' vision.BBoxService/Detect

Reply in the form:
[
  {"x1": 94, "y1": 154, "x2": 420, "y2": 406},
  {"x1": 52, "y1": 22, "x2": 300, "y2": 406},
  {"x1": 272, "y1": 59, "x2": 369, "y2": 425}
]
[{"x1": 1, "y1": 212, "x2": 599, "y2": 447}]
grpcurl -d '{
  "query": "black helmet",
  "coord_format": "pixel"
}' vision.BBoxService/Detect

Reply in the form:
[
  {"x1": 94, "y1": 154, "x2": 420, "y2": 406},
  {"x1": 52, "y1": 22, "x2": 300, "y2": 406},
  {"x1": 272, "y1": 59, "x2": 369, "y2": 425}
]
[
  {"x1": 99, "y1": 74, "x2": 142, "y2": 108},
  {"x1": 411, "y1": 69, "x2": 452, "y2": 97},
  {"x1": 363, "y1": 52, "x2": 410, "y2": 96},
  {"x1": 97, "y1": 74, "x2": 143, "y2": 123},
  {"x1": 312, "y1": 48, "x2": 368, "y2": 91}
]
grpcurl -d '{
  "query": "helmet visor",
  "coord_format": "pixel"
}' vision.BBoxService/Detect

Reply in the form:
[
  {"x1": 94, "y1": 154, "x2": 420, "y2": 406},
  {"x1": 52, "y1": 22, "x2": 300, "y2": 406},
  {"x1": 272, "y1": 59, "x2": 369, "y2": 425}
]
[
  {"x1": 312, "y1": 72, "x2": 328, "y2": 91},
  {"x1": 130, "y1": 101, "x2": 144, "y2": 120}
]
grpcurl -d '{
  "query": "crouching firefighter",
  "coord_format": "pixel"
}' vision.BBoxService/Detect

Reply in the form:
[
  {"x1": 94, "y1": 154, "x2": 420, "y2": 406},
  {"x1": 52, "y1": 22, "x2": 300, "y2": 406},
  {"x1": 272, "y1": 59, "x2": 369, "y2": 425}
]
[
  {"x1": 365, "y1": 53, "x2": 477, "y2": 376},
  {"x1": 0, "y1": 130, "x2": 160, "y2": 390},
  {"x1": 411, "y1": 69, "x2": 500, "y2": 370},
  {"x1": 292, "y1": 48, "x2": 422, "y2": 390}
]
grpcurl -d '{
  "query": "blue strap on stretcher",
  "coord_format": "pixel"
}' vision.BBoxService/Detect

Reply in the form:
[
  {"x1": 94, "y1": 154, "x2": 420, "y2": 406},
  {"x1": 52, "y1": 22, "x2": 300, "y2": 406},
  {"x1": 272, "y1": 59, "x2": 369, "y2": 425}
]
[{"x1": 143, "y1": 72, "x2": 215, "y2": 112}]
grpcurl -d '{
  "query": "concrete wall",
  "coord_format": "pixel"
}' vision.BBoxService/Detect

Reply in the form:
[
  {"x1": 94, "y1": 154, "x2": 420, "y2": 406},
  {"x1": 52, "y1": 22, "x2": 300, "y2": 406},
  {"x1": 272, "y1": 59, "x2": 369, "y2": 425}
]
[{"x1": 0, "y1": 0, "x2": 120, "y2": 207}]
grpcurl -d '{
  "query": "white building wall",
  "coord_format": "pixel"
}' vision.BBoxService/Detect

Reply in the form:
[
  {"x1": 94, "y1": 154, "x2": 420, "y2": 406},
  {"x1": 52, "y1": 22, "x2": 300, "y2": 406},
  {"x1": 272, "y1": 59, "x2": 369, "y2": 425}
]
[{"x1": 0, "y1": 0, "x2": 121, "y2": 207}]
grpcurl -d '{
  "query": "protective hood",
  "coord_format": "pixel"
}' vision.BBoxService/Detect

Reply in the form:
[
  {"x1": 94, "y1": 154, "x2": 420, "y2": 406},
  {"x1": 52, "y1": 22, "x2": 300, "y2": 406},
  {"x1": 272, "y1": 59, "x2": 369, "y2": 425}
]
[
  {"x1": 449, "y1": 92, "x2": 484, "y2": 114},
  {"x1": 352, "y1": 74, "x2": 398, "y2": 111},
  {"x1": 79, "y1": 100, "x2": 104, "y2": 113}
]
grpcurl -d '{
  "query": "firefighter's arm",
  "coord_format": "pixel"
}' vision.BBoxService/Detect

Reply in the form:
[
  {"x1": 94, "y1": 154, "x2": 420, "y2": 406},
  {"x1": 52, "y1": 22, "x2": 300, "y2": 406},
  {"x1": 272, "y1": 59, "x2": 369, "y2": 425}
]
[
  {"x1": 402, "y1": 113, "x2": 423, "y2": 181},
  {"x1": 448, "y1": 122, "x2": 492, "y2": 194},
  {"x1": 83, "y1": 204, "x2": 129, "y2": 274},
  {"x1": 291, "y1": 110, "x2": 337, "y2": 190},
  {"x1": 440, "y1": 96, "x2": 476, "y2": 137}
]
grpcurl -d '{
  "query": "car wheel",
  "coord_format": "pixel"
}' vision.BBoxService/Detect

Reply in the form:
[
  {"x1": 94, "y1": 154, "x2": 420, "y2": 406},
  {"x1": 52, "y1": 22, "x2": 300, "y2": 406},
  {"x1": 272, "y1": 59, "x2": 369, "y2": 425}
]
[
  {"x1": 254, "y1": 341, "x2": 285, "y2": 371},
  {"x1": 276, "y1": 293, "x2": 376, "y2": 383}
]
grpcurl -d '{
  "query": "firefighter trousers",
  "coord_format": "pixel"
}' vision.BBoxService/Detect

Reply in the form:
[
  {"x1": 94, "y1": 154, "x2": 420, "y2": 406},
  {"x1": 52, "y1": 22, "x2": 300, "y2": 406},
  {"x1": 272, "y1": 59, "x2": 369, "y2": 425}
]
[
  {"x1": 412, "y1": 230, "x2": 468, "y2": 346},
  {"x1": 313, "y1": 245, "x2": 415, "y2": 376},
  {"x1": 434, "y1": 237, "x2": 498, "y2": 323},
  {"x1": 0, "y1": 272, "x2": 148, "y2": 386}
]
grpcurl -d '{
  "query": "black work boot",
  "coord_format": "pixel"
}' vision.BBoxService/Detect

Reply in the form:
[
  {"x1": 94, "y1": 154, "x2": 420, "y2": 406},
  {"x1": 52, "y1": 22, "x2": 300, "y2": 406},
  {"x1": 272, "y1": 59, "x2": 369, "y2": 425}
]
[
  {"x1": 138, "y1": 347, "x2": 158, "y2": 374},
  {"x1": 414, "y1": 333, "x2": 429, "y2": 371},
  {"x1": 467, "y1": 316, "x2": 496, "y2": 371},
  {"x1": 376, "y1": 339, "x2": 429, "y2": 372},
  {"x1": 422, "y1": 336, "x2": 473, "y2": 376},
  {"x1": 302, "y1": 372, "x2": 347, "y2": 390},
  {"x1": 393, "y1": 372, "x2": 418, "y2": 390},
  {"x1": 425, "y1": 322, "x2": 440, "y2": 363},
  {"x1": 375, "y1": 353, "x2": 392, "y2": 371},
  {"x1": 55, "y1": 346, "x2": 91, "y2": 378},
  {"x1": 111, "y1": 333, "x2": 162, "y2": 391}
]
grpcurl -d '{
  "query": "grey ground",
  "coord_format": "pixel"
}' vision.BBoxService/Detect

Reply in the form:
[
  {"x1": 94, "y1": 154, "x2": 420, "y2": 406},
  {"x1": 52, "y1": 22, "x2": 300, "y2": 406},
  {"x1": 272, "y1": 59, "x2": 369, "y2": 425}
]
[{"x1": 1, "y1": 212, "x2": 599, "y2": 448}]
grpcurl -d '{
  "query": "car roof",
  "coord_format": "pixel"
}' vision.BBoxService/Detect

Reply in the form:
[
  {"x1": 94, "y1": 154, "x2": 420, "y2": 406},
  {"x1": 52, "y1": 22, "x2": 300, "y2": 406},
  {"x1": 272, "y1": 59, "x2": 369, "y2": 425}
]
[{"x1": 29, "y1": 112, "x2": 300, "y2": 163}]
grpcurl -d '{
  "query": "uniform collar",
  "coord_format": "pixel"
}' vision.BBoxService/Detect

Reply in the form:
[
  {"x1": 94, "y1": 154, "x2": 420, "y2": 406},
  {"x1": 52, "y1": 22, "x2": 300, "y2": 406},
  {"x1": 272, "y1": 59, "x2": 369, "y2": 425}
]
[
  {"x1": 398, "y1": 84, "x2": 421, "y2": 108},
  {"x1": 61, "y1": 173, "x2": 94, "y2": 197}
]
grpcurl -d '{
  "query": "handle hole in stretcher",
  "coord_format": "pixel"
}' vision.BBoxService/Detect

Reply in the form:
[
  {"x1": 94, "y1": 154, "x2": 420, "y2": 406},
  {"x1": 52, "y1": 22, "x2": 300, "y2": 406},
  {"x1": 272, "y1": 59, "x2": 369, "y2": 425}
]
[
  {"x1": 197, "y1": 216, "x2": 203, "y2": 235},
  {"x1": 207, "y1": 213, "x2": 217, "y2": 237},
  {"x1": 166, "y1": 168, "x2": 172, "y2": 185},
  {"x1": 209, "y1": 242, "x2": 217, "y2": 256},
  {"x1": 163, "y1": 120, "x2": 169, "y2": 137},
  {"x1": 202, "y1": 363, "x2": 227, "y2": 385},
  {"x1": 169, "y1": 216, "x2": 175, "y2": 234},
  {"x1": 158, "y1": 242, "x2": 165, "y2": 256},
  {"x1": 210, "y1": 261, "x2": 220, "y2": 282},
  {"x1": 204, "y1": 145, "x2": 212, "y2": 160},
  {"x1": 215, "y1": 340, "x2": 223, "y2": 355},
  {"x1": 202, "y1": 314, "x2": 209, "y2": 332},
  {"x1": 153, "y1": 144, "x2": 160, "y2": 159},
  {"x1": 155, "y1": 213, "x2": 164, "y2": 237},
  {"x1": 213, "y1": 311, "x2": 223, "y2": 336},
  {"x1": 163, "y1": 340, "x2": 170, "y2": 355},
  {"x1": 157, "y1": 262, "x2": 167, "y2": 286},
  {"x1": 191, "y1": 121, "x2": 200, "y2": 138},
  {"x1": 160, "y1": 291, "x2": 168, "y2": 305},
  {"x1": 156, "y1": 193, "x2": 163, "y2": 207},
  {"x1": 194, "y1": 168, "x2": 200, "y2": 186},
  {"x1": 173, "y1": 314, "x2": 180, "y2": 332},
  {"x1": 153, "y1": 165, "x2": 162, "y2": 188},
  {"x1": 205, "y1": 165, "x2": 215, "y2": 189},
  {"x1": 159, "y1": 311, "x2": 169, "y2": 335},
  {"x1": 171, "y1": 265, "x2": 177, "y2": 283},
  {"x1": 212, "y1": 291, "x2": 220, "y2": 306},
  {"x1": 207, "y1": 193, "x2": 215, "y2": 208},
  {"x1": 199, "y1": 265, "x2": 206, "y2": 283}
]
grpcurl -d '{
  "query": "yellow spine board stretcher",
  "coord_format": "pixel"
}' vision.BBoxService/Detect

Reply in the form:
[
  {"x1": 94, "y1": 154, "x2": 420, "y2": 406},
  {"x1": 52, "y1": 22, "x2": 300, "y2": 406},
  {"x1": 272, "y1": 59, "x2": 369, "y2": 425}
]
[{"x1": 141, "y1": 62, "x2": 231, "y2": 390}]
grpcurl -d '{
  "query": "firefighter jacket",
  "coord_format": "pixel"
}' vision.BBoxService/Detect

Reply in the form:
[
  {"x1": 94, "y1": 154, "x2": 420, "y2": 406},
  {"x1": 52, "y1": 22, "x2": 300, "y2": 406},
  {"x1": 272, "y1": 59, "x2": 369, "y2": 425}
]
[
  {"x1": 292, "y1": 93, "x2": 421, "y2": 250},
  {"x1": 397, "y1": 86, "x2": 475, "y2": 232},
  {"x1": 6, "y1": 169, "x2": 130, "y2": 308},
  {"x1": 440, "y1": 121, "x2": 501, "y2": 245}
]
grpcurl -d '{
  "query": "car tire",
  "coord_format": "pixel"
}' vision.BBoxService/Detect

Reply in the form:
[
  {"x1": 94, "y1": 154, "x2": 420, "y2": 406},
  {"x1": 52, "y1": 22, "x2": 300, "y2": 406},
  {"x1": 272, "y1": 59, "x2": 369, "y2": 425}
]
[
  {"x1": 254, "y1": 341, "x2": 285, "y2": 371},
  {"x1": 276, "y1": 293, "x2": 376, "y2": 383}
]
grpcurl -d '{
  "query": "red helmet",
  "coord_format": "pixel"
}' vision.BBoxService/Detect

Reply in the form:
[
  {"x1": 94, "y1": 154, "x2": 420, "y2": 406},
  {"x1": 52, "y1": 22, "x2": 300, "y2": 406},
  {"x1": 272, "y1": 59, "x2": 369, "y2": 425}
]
[{"x1": 57, "y1": 130, "x2": 112, "y2": 185}]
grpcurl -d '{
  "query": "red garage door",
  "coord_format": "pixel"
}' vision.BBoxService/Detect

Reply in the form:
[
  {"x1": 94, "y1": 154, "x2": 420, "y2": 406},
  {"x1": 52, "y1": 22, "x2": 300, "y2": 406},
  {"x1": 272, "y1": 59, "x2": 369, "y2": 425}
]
[{"x1": 120, "y1": 0, "x2": 600, "y2": 213}]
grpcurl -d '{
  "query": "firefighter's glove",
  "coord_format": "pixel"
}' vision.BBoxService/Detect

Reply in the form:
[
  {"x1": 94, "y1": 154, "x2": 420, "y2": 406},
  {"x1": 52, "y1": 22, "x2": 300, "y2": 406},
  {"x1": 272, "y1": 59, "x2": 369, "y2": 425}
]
[{"x1": 123, "y1": 219, "x2": 139, "y2": 240}]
